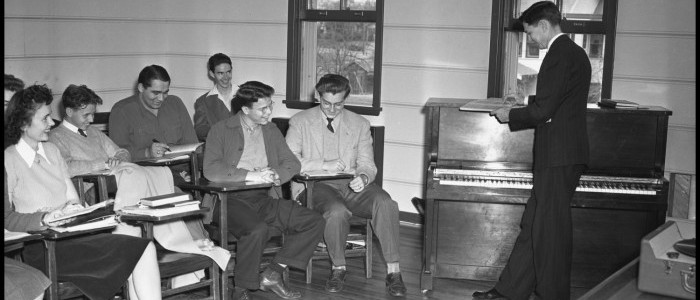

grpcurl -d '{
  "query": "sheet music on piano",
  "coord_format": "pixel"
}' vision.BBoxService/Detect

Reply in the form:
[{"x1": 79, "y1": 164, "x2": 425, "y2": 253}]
[{"x1": 458, "y1": 98, "x2": 506, "y2": 112}]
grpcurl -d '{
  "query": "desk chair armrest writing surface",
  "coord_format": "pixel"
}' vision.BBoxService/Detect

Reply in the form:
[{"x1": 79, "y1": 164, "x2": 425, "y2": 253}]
[
  {"x1": 34, "y1": 226, "x2": 118, "y2": 300},
  {"x1": 118, "y1": 208, "x2": 220, "y2": 300},
  {"x1": 177, "y1": 178, "x2": 273, "y2": 299},
  {"x1": 293, "y1": 173, "x2": 374, "y2": 284}
]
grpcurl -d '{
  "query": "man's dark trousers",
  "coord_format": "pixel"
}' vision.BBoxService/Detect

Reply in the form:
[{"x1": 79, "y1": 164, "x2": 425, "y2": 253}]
[
  {"x1": 494, "y1": 164, "x2": 585, "y2": 300},
  {"x1": 214, "y1": 189, "x2": 325, "y2": 290}
]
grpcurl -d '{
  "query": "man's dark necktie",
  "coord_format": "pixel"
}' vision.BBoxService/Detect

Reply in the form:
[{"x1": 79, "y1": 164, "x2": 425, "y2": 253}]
[
  {"x1": 326, "y1": 118, "x2": 334, "y2": 133},
  {"x1": 78, "y1": 129, "x2": 87, "y2": 137}
]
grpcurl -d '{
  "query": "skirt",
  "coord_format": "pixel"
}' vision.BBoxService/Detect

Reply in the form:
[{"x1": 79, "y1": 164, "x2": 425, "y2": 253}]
[
  {"x1": 23, "y1": 233, "x2": 150, "y2": 300},
  {"x1": 4, "y1": 257, "x2": 51, "y2": 300}
]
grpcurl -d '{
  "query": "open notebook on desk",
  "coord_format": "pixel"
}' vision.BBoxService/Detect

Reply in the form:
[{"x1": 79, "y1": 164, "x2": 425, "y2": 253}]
[{"x1": 136, "y1": 142, "x2": 203, "y2": 164}]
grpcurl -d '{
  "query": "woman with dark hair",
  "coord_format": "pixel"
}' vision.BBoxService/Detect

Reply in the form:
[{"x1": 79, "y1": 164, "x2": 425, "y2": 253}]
[{"x1": 4, "y1": 84, "x2": 162, "y2": 300}]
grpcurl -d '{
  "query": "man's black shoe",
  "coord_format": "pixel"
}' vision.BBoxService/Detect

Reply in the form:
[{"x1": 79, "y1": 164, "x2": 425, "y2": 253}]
[
  {"x1": 324, "y1": 268, "x2": 347, "y2": 293},
  {"x1": 472, "y1": 288, "x2": 509, "y2": 300},
  {"x1": 259, "y1": 267, "x2": 302, "y2": 299},
  {"x1": 385, "y1": 272, "x2": 407, "y2": 296},
  {"x1": 231, "y1": 287, "x2": 250, "y2": 300}
]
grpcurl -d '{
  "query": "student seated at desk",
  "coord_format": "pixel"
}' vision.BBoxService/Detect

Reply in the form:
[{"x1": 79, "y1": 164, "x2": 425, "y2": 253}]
[
  {"x1": 4, "y1": 84, "x2": 161, "y2": 300},
  {"x1": 204, "y1": 81, "x2": 325, "y2": 300},
  {"x1": 47, "y1": 84, "x2": 231, "y2": 284}
]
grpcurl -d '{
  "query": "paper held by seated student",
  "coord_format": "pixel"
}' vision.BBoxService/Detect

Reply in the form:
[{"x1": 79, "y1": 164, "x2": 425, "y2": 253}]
[{"x1": 301, "y1": 169, "x2": 356, "y2": 178}]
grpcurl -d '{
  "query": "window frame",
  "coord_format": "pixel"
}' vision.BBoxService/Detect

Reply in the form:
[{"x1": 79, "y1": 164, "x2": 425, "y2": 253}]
[
  {"x1": 487, "y1": 0, "x2": 618, "y2": 99},
  {"x1": 285, "y1": 0, "x2": 385, "y2": 116}
]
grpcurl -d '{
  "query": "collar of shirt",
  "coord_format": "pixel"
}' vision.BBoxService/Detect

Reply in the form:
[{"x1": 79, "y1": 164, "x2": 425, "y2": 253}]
[
  {"x1": 210, "y1": 85, "x2": 235, "y2": 112},
  {"x1": 239, "y1": 113, "x2": 260, "y2": 134},
  {"x1": 547, "y1": 33, "x2": 565, "y2": 49},
  {"x1": 61, "y1": 120, "x2": 82, "y2": 135},
  {"x1": 319, "y1": 109, "x2": 342, "y2": 128},
  {"x1": 16, "y1": 138, "x2": 51, "y2": 167}
]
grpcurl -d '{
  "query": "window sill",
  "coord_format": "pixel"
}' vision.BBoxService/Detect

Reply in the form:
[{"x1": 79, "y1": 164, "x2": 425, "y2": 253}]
[{"x1": 283, "y1": 100, "x2": 382, "y2": 116}]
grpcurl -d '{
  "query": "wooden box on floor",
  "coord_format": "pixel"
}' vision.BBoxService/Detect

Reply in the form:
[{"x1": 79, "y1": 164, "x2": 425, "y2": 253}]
[{"x1": 638, "y1": 219, "x2": 696, "y2": 299}]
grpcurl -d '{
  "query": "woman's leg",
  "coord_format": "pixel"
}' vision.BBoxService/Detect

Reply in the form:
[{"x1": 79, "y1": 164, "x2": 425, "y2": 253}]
[{"x1": 128, "y1": 241, "x2": 162, "y2": 300}]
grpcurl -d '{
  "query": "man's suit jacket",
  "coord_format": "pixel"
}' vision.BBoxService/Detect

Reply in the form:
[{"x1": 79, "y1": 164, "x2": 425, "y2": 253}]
[
  {"x1": 193, "y1": 92, "x2": 233, "y2": 142},
  {"x1": 286, "y1": 106, "x2": 377, "y2": 199},
  {"x1": 509, "y1": 34, "x2": 591, "y2": 170},
  {"x1": 203, "y1": 113, "x2": 300, "y2": 198}
]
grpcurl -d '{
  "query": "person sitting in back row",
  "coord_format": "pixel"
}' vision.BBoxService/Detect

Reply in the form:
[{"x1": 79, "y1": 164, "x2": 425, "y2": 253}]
[{"x1": 193, "y1": 52, "x2": 236, "y2": 142}]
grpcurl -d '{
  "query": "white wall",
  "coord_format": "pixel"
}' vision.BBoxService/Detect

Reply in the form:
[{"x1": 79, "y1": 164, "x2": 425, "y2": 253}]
[{"x1": 4, "y1": 0, "x2": 695, "y2": 214}]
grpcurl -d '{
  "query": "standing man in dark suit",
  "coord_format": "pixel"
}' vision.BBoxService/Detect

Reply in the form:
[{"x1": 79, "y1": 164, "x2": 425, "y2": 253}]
[{"x1": 474, "y1": 2, "x2": 591, "y2": 300}]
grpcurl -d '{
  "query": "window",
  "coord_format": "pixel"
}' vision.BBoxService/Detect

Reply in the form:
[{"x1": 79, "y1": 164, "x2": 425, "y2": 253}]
[
  {"x1": 286, "y1": 0, "x2": 384, "y2": 116},
  {"x1": 488, "y1": 0, "x2": 617, "y2": 103}
]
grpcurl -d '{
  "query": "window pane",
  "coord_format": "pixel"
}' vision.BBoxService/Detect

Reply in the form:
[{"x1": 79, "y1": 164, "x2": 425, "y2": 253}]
[
  {"x1": 300, "y1": 21, "x2": 376, "y2": 106},
  {"x1": 510, "y1": 32, "x2": 604, "y2": 103},
  {"x1": 515, "y1": 0, "x2": 553, "y2": 17},
  {"x1": 308, "y1": 0, "x2": 376, "y2": 11},
  {"x1": 562, "y1": 0, "x2": 603, "y2": 21}
]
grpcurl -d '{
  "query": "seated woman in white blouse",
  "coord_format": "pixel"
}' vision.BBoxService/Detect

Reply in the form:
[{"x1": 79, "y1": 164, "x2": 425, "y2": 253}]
[{"x1": 4, "y1": 84, "x2": 162, "y2": 300}]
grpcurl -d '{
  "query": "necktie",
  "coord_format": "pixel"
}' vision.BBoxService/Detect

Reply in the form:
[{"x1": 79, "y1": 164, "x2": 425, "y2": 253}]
[
  {"x1": 326, "y1": 118, "x2": 335, "y2": 133},
  {"x1": 78, "y1": 129, "x2": 87, "y2": 137}
]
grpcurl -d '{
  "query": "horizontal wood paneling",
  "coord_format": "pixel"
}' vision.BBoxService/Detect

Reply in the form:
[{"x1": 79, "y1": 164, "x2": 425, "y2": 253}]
[
  {"x1": 382, "y1": 104, "x2": 428, "y2": 146},
  {"x1": 613, "y1": 35, "x2": 695, "y2": 81},
  {"x1": 381, "y1": 67, "x2": 488, "y2": 105},
  {"x1": 383, "y1": 27, "x2": 490, "y2": 69},
  {"x1": 4, "y1": 0, "x2": 288, "y2": 22},
  {"x1": 385, "y1": 0, "x2": 491, "y2": 27},
  {"x1": 4, "y1": 19, "x2": 287, "y2": 58},
  {"x1": 617, "y1": 0, "x2": 696, "y2": 34}
]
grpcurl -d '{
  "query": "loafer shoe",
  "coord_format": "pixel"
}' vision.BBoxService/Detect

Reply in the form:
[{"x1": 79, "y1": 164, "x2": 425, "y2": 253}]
[
  {"x1": 259, "y1": 267, "x2": 302, "y2": 299},
  {"x1": 324, "y1": 268, "x2": 347, "y2": 293},
  {"x1": 385, "y1": 272, "x2": 407, "y2": 296},
  {"x1": 472, "y1": 288, "x2": 509, "y2": 299}
]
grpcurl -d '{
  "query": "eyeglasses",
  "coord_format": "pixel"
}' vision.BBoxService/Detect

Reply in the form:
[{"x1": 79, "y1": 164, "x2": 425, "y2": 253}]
[
  {"x1": 320, "y1": 100, "x2": 345, "y2": 110},
  {"x1": 254, "y1": 101, "x2": 274, "y2": 113}
]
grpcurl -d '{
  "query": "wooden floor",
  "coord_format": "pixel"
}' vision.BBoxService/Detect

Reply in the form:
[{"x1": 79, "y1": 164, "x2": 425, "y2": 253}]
[{"x1": 167, "y1": 223, "x2": 590, "y2": 300}]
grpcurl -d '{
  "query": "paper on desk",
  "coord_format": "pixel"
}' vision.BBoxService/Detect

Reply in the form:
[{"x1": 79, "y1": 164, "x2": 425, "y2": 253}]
[
  {"x1": 4, "y1": 229, "x2": 32, "y2": 241},
  {"x1": 51, "y1": 216, "x2": 118, "y2": 232},
  {"x1": 45, "y1": 199, "x2": 115, "y2": 223}
]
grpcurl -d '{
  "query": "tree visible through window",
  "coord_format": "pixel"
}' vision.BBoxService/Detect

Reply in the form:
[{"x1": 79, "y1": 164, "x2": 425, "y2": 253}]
[
  {"x1": 488, "y1": 0, "x2": 617, "y2": 103},
  {"x1": 286, "y1": 0, "x2": 384, "y2": 116}
]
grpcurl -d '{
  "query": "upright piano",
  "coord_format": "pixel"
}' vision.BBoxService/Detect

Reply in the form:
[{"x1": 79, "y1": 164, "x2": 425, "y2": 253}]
[{"x1": 420, "y1": 98, "x2": 672, "y2": 291}]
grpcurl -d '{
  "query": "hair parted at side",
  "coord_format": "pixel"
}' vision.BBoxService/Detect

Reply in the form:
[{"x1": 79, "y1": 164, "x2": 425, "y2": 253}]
[
  {"x1": 137, "y1": 65, "x2": 171, "y2": 88},
  {"x1": 5, "y1": 84, "x2": 53, "y2": 145},
  {"x1": 61, "y1": 84, "x2": 103, "y2": 115},
  {"x1": 515, "y1": 1, "x2": 562, "y2": 30},
  {"x1": 315, "y1": 74, "x2": 351, "y2": 100},
  {"x1": 231, "y1": 81, "x2": 275, "y2": 114},
  {"x1": 207, "y1": 53, "x2": 232, "y2": 73},
  {"x1": 4, "y1": 74, "x2": 25, "y2": 92}
]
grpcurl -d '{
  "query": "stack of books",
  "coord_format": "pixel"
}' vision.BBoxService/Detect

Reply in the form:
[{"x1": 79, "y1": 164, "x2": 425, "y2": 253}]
[
  {"x1": 121, "y1": 192, "x2": 200, "y2": 217},
  {"x1": 598, "y1": 99, "x2": 639, "y2": 109}
]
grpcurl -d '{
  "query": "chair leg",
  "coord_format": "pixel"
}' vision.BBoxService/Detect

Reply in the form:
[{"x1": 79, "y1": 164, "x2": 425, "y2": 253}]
[
  {"x1": 365, "y1": 220, "x2": 373, "y2": 279},
  {"x1": 305, "y1": 259, "x2": 313, "y2": 284},
  {"x1": 211, "y1": 263, "x2": 221, "y2": 300}
]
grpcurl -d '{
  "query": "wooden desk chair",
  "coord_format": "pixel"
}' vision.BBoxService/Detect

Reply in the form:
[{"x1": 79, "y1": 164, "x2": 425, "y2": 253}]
[
  {"x1": 294, "y1": 174, "x2": 373, "y2": 283},
  {"x1": 271, "y1": 117, "x2": 386, "y2": 284},
  {"x1": 72, "y1": 173, "x2": 115, "y2": 205},
  {"x1": 178, "y1": 179, "x2": 274, "y2": 299},
  {"x1": 38, "y1": 226, "x2": 127, "y2": 300},
  {"x1": 119, "y1": 208, "x2": 221, "y2": 300}
]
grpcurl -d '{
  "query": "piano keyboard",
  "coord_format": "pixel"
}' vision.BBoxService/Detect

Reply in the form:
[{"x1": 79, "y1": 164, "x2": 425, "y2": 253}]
[{"x1": 434, "y1": 169, "x2": 660, "y2": 195}]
